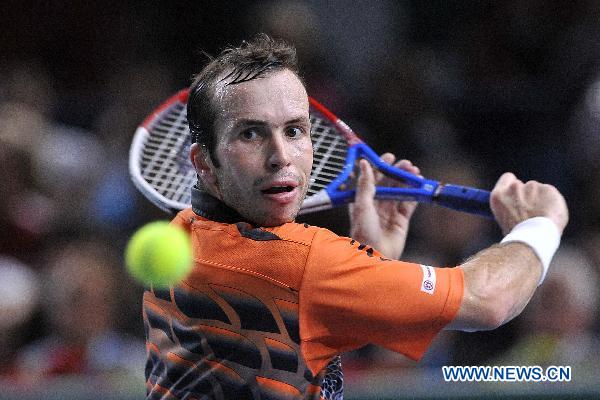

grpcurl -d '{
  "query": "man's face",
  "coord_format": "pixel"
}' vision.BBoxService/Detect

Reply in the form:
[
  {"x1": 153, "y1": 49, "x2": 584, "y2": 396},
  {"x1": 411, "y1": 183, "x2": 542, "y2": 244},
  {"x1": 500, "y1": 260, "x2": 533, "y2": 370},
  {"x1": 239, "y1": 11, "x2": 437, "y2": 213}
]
[{"x1": 210, "y1": 69, "x2": 313, "y2": 226}]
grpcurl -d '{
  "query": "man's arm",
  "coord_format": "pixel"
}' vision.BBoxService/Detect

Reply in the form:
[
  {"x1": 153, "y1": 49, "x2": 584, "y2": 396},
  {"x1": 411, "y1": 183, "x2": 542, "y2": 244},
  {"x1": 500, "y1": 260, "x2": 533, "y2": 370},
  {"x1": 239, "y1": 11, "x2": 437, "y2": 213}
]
[
  {"x1": 446, "y1": 172, "x2": 569, "y2": 331},
  {"x1": 350, "y1": 157, "x2": 569, "y2": 332},
  {"x1": 446, "y1": 242, "x2": 541, "y2": 330}
]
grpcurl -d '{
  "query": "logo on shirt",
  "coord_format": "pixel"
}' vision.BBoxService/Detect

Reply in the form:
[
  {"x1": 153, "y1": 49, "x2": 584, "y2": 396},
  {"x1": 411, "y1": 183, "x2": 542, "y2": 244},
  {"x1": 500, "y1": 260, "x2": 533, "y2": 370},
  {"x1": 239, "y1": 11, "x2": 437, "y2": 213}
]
[{"x1": 420, "y1": 265, "x2": 436, "y2": 295}]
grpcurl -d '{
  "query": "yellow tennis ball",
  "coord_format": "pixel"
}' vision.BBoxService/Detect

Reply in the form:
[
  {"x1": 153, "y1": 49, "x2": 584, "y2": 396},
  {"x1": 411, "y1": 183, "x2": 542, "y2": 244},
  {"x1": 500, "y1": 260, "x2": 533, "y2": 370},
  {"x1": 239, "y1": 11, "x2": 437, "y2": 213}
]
[{"x1": 125, "y1": 221, "x2": 192, "y2": 287}]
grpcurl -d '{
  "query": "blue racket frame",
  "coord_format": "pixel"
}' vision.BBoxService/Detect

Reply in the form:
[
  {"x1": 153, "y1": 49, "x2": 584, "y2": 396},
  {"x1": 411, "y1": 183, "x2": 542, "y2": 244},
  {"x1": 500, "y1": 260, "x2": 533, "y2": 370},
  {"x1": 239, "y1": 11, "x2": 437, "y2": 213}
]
[{"x1": 325, "y1": 142, "x2": 493, "y2": 218}]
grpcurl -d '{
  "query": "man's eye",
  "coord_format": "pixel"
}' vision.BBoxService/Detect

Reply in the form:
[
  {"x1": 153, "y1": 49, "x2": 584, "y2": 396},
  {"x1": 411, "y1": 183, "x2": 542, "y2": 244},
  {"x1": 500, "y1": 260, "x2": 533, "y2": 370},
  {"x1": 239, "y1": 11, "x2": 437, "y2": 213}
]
[
  {"x1": 286, "y1": 127, "x2": 304, "y2": 138},
  {"x1": 240, "y1": 129, "x2": 259, "y2": 140}
]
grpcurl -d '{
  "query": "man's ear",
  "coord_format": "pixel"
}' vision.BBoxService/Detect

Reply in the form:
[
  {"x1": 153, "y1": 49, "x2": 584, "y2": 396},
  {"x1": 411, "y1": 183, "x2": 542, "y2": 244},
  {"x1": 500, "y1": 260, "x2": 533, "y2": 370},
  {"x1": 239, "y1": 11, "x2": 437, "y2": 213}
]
[{"x1": 190, "y1": 143, "x2": 218, "y2": 188}]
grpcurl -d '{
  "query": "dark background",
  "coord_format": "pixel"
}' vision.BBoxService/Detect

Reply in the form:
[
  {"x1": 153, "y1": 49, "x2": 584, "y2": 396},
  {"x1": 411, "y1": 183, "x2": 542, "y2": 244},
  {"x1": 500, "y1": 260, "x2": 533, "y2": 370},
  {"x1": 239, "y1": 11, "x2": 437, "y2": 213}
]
[{"x1": 1, "y1": 1, "x2": 599, "y2": 398}]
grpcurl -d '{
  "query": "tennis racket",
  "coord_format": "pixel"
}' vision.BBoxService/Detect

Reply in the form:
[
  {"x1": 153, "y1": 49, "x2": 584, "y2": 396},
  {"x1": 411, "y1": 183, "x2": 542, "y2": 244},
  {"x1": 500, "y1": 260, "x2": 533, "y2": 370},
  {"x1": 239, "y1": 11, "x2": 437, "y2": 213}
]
[{"x1": 129, "y1": 89, "x2": 492, "y2": 217}]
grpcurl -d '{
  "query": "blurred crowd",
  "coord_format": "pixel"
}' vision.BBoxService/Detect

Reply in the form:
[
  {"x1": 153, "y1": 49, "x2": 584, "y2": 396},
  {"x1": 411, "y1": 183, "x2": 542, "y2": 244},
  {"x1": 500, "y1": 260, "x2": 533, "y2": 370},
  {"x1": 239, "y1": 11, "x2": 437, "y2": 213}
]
[{"x1": 1, "y1": 0, "x2": 600, "y2": 395}]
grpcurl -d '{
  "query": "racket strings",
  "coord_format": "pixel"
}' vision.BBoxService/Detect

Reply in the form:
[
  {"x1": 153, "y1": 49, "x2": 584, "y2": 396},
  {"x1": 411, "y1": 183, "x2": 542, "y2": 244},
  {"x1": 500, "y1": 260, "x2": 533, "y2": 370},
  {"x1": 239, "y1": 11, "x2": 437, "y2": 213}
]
[
  {"x1": 141, "y1": 102, "x2": 195, "y2": 204},
  {"x1": 307, "y1": 114, "x2": 350, "y2": 197},
  {"x1": 138, "y1": 102, "x2": 352, "y2": 206}
]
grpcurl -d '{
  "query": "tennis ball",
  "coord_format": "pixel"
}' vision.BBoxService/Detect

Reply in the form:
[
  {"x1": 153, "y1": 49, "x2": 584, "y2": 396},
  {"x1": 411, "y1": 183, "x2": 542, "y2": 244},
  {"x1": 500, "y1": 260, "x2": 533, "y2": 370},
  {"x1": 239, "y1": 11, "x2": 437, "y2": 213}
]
[{"x1": 125, "y1": 221, "x2": 192, "y2": 287}]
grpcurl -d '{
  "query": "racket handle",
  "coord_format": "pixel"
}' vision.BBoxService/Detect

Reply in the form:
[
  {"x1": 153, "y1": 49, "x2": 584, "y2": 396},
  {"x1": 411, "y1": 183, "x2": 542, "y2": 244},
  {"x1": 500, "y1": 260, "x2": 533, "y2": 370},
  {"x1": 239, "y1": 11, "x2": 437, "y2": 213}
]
[{"x1": 434, "y1": 184, "x2": 493, "y2": 218}]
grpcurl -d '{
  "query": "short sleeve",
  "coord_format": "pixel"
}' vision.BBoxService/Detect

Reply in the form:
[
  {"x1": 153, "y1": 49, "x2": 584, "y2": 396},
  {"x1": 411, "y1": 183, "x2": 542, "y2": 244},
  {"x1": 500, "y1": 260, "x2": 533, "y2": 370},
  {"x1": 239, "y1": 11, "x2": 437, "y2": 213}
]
[{"x1": 299, "y1": 228, "x2": 463, "y2": 375}]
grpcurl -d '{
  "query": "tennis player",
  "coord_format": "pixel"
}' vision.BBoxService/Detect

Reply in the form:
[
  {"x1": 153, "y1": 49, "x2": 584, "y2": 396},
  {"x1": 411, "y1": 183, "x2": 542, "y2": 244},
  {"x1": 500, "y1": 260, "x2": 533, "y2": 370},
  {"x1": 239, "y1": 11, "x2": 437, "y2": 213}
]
[{"x1": 142, "y1": 35, "x2": 568, "y2": 400}]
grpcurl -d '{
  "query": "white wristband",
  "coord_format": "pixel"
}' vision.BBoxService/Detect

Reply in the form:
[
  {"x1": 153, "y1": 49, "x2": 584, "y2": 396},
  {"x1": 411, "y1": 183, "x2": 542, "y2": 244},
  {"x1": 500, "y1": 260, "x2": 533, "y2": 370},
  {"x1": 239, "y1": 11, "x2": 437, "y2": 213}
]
[{"x1": 500, "y1": 217, "x2": 561, "y2": 285}]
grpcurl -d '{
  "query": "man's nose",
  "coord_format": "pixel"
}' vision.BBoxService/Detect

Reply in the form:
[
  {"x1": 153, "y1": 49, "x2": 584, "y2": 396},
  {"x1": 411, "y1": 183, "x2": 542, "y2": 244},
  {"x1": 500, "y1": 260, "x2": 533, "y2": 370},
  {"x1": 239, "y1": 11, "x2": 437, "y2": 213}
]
[{"x1": 266, "y1": 134, "x2": 292, "y2": 170}]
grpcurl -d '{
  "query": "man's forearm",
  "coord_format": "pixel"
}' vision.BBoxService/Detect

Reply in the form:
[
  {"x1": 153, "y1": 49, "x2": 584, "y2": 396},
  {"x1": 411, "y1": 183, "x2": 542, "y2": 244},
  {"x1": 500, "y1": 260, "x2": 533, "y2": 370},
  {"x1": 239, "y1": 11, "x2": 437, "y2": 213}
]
[{"x1": 447, "y1": 242, "x2": 542, "y2": 331}]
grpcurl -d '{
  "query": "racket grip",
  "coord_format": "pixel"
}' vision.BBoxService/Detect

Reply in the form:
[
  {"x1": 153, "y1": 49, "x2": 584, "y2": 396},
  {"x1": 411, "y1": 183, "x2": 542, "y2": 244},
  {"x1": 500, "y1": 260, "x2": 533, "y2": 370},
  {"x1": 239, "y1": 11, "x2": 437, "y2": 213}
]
[{"x1": 434, "y1": 184, "x2": 493, "y2": 218}]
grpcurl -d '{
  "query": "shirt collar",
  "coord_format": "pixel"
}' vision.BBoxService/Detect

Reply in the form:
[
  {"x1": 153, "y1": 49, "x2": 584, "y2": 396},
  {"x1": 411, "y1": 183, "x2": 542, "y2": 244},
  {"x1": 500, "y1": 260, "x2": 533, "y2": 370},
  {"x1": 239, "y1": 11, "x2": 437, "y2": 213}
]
[{"x1": 191, "y1": 186, "x2": 248, "y2": 224}]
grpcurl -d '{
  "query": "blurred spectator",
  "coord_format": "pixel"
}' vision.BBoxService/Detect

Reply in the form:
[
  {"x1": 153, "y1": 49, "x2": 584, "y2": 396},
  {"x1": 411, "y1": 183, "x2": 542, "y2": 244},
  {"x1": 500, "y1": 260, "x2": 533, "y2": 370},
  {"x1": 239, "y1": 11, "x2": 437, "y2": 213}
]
[
  {"x1": 567, "y1": 72, "x2": 600, "y2": 231},
  {"x1": 0, "y1": 61, "x2": 57, "y2": 116},
  {"x1": 16, "y1": 239, "x2": 145, "y2": 382},
  {"x1": 0, "y1": 257, "x2": 40, "y2": 377},
  {"x1": 0, "y1": 62, "x2": 101, "y2": 258},
  {"x1": 492, "y1": 244, "x2": 600, "y2": 368},
  {"x1": 89, "y1": 62, "x2": 175, "y2": 231},
  {"x1": 245, "y1": 0, "x2": 350, "y2": 112},
  {"x1": 30, "y1": 123, "x2": 106, "y2": 228},
  {"x1": 0, "y1": 114, "x2": 57, "y2": 261}
]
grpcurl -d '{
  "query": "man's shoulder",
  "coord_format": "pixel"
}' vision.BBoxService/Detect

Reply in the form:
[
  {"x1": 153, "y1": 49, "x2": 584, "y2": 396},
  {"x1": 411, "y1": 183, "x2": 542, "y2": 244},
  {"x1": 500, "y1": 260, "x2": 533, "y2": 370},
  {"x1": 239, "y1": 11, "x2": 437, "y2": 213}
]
[
  {"x1": 266, "y1": 221, "x2": 338, "y2": 245},
  {"x1": 171, "y1": 208, "x2": 344, "y2": 247}
]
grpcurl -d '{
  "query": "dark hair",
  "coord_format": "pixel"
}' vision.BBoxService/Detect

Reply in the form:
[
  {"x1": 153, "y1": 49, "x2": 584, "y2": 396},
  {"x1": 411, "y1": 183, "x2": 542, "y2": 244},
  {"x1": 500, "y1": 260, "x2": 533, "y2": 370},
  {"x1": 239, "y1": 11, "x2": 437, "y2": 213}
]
[{"x1": 187, "y1": 34, "x2": 300, "y2": 167}]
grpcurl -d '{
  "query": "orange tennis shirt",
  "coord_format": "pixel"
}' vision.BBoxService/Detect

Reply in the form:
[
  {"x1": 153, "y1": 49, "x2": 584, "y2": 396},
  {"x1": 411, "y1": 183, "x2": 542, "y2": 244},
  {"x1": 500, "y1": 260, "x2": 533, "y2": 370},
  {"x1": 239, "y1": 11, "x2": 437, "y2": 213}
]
[{"x1": 143, "y1": 190, "x2": 464, "y2": 400}]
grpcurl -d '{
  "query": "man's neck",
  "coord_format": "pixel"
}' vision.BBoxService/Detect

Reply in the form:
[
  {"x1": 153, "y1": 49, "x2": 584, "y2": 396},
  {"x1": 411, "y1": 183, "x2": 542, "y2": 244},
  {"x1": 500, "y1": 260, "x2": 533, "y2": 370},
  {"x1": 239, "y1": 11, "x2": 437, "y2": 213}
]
[{"x1": 191, "y1": 186, "x2": 248, "y2": 224}]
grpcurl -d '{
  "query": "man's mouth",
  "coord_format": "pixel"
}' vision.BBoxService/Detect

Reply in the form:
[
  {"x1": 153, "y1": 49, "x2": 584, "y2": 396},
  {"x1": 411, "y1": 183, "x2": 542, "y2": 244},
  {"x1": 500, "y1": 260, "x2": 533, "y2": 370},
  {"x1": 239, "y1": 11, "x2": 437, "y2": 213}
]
[
  {"x1": 260, "y1": 185, "x2": 296, "y2": 194},
  {"x1": 259, "y1": 180, "x2": 300, "y2": 205}
]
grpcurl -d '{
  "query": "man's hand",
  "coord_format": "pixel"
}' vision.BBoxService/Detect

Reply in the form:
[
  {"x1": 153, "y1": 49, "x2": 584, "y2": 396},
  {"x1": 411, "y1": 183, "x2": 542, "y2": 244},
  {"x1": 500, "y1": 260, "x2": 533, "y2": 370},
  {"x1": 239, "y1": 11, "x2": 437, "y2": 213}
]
[
  {"x1": 490, "y1": 172, "x2": 569, "y2": 235},
  {"x1": 349, "y1": 153, "x2": 419, "y2": 260},
  {"x1": 447, "y1": 172, "x2": 569, "y2": 332}
]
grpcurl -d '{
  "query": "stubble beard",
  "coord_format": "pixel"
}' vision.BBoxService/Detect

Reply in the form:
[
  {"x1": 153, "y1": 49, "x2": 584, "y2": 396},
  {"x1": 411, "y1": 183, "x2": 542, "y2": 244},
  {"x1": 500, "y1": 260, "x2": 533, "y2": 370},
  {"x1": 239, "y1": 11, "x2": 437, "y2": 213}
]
[{"x1": 221, "y1": 179, "x2": 309, "y2": 227}]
